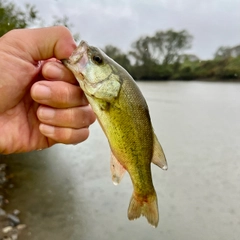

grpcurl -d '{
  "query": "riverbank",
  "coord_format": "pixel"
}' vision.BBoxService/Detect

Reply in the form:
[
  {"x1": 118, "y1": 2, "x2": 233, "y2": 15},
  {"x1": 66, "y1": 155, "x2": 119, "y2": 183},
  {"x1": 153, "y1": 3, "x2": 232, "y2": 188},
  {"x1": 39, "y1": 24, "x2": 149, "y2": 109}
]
[{"x1": 0, "y1": 158, "x2": 26, "y2": 240}]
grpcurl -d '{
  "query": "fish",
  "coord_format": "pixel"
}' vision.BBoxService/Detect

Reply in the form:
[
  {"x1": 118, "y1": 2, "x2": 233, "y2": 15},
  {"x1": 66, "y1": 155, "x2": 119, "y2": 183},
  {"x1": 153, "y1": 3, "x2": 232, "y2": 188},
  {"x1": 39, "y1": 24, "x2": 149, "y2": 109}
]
[{"x1": 62, "y1": 41, "x2": 167, "y2": 227}]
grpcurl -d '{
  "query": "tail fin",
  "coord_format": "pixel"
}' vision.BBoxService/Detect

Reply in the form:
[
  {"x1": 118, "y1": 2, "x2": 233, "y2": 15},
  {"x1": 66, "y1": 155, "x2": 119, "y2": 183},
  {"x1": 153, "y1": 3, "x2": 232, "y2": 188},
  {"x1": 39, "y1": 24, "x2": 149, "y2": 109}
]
[{"x1": 128, "y1": 192, "x2": 159, "y2": 227}]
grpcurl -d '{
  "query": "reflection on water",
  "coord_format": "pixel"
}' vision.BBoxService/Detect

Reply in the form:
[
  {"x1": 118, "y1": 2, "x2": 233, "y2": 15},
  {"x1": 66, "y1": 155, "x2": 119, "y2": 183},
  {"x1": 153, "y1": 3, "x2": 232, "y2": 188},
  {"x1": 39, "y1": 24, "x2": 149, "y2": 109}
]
[{"x1": 1, "y1": 81, "x2": 240, "y2": 240}]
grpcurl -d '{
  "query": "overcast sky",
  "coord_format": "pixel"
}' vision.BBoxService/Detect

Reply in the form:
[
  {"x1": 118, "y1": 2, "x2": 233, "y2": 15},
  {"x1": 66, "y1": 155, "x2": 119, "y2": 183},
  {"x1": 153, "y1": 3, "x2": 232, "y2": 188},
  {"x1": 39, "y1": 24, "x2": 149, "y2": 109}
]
[{"x1": 15, "y1": 0, "x2": 240, "y2": 59}]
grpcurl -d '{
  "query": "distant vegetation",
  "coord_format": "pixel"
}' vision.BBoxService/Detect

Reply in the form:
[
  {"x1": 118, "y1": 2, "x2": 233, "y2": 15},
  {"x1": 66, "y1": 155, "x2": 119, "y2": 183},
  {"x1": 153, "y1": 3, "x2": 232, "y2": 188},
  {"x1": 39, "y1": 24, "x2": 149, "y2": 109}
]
[
  {"x1": 1, "y1": 0, "x2": 239, "y2": 81},
  {"x1": 103, "y1": 31, "x2": 240, "y2": 81}
]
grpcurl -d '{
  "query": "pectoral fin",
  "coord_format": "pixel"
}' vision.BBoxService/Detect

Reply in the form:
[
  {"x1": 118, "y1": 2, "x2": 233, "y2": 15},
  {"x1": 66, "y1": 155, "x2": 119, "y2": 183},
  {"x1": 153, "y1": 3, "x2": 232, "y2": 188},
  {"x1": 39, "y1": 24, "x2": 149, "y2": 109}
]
[
  {"x1": 110, "y1": 152, "x2": 126, "y2": 185},
  {"x1": 152, "y1": 133, "x2": 168, "y2": 170}
]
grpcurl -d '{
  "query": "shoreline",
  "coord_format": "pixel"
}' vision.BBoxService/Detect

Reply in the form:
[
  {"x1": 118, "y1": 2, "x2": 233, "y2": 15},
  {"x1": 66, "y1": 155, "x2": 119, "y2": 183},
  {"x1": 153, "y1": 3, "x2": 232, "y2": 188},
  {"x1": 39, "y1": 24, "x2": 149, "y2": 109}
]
[{"x1": 0, "y1": 158, "x2": 26, "y2": 240}]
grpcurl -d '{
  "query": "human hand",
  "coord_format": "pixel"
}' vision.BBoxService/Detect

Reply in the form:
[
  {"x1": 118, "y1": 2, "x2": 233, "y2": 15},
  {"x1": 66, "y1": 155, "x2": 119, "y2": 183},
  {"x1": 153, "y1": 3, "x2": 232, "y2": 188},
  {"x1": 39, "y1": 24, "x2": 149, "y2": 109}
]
[{"x1": 0, "y1": 26, "x2": 96, "y2": 154}]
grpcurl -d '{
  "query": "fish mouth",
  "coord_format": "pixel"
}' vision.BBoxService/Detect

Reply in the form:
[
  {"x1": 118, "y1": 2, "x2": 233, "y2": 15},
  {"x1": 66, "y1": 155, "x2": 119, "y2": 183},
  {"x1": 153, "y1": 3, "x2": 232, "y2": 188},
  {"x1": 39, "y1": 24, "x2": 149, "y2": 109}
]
[
  {"x1": 62, "y1": 40, "x2": 89, "y2": 64},
  {"x1": 62, "y1": 41, "x2": 89, "y2": 80},
  {"x1": 70, "y1": 41, "x2": 89, "y2": 64},
  {"x1": 61, "y1": 41, "x2": 106, "y2": 96}
]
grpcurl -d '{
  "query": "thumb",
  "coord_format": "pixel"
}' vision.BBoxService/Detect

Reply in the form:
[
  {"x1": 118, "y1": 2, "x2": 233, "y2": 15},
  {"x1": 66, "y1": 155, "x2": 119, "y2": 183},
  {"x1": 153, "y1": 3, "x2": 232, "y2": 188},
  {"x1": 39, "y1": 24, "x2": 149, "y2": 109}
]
[{"x1": 2, "y1": 26, "x2": 76, "y2": 61}]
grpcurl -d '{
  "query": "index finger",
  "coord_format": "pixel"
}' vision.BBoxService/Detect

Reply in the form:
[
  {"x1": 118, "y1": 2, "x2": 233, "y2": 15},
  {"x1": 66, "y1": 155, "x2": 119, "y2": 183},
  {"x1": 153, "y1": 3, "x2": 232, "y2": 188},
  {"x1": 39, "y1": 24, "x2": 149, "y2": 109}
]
[{"x1": 42, "y1": 61, "x2": 78, "y2": 85}]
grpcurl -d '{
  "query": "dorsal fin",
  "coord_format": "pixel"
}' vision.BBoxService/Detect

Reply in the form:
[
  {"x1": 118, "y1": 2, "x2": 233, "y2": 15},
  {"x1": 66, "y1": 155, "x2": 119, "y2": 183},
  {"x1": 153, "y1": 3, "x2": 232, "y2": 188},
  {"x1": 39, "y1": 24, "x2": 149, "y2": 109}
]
[{"x1": 151, "y1": 133, "x2": 168, "y2": 170}]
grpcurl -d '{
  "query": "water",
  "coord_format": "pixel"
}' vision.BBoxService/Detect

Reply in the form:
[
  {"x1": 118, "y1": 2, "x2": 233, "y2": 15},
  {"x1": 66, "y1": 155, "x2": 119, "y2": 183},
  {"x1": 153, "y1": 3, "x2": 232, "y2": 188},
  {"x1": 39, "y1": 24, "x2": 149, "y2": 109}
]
[{"x1": 1, "y1": 81, "x2": 240, "y2": 240}]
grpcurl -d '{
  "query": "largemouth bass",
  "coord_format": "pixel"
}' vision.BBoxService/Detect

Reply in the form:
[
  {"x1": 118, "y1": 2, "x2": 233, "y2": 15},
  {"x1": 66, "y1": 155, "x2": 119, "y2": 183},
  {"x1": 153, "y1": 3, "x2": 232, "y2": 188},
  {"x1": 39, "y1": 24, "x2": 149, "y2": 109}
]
[{"x1": 62, "y1": 41, "x2": 167, "y2": 227}]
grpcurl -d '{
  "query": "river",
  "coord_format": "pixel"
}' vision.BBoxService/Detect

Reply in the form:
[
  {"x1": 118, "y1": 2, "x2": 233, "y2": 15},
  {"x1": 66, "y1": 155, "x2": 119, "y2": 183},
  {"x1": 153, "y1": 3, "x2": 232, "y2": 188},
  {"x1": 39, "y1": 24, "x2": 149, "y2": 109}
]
[{"x1": 1, "y1": 81, "x2": 240, "y2": 240}]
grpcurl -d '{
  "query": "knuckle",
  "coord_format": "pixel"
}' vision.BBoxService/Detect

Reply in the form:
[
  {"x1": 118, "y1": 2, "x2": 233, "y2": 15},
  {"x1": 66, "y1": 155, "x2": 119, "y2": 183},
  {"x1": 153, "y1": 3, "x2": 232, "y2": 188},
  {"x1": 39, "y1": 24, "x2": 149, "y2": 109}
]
[
  {"x1": 65, "y1": 85, "x2": 72, "y2": 103},
  {"x1": 57, "y1": 84, "x2": 72, "y2": 105},
  {"x1": 52, "y1": 83, "x2": 71, "y2": 106},
  {"x1": 57, "y1": 127, "x2": 73, "y2": 143},
  {"x1": 65, "y1": 107, "x2": 86, "y2": 128},
  {"x1": 55, "y1": 128, "x2": 89, "y2": 144},
  {"x1": 67, "y1": 108, "x2": 76, "y2": 125}
]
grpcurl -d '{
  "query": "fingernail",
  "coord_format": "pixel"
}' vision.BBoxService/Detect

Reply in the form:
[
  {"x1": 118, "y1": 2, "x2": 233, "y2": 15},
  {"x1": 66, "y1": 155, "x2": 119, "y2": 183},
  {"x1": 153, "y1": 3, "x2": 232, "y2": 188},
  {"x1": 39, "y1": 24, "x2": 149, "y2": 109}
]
[
  {"x1": 38, "y1": 108, "x2": 55, "y2": 120},
  {"x1": 34, "y1": 84, "x2": 51, "y2": 100},
  {"x1": 39, "y1": 124, "x2": 54, "y2": 136}
]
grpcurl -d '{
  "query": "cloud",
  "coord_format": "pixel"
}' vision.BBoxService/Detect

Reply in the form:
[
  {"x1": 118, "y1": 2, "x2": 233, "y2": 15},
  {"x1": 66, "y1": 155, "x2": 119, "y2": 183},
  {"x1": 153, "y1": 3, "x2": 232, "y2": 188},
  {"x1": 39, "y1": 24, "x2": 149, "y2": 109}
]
[{"x1": 13, "y1": 0, "x2": 240, "y2": 59}]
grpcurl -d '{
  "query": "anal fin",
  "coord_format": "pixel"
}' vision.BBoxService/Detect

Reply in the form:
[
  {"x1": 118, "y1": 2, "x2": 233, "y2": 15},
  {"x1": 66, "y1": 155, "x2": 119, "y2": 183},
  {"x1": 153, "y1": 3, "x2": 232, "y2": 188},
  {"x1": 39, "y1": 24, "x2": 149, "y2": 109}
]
[
  {"x1": 152, "y1": 133, "x2": 168, "y2": 170},
  {"x1": 110, "y1": 152, "x2": 126, "y2": 185}
]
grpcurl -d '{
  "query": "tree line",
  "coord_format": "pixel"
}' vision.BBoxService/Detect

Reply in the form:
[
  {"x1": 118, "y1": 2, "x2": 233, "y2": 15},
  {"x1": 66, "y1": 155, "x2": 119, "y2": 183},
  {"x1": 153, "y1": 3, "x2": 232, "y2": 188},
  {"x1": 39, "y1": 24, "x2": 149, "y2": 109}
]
[
  {"x1": 1, "y1": 0, "x2": 239, "y2": 81},
  {"x1": 103, "y1": 31, "x2": 240, "y2": 81}
]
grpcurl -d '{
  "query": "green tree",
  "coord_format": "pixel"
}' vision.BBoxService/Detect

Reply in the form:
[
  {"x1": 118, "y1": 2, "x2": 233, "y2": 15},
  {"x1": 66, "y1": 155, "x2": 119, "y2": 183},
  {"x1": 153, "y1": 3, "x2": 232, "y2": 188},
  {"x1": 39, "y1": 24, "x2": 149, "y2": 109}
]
[
  {"x1": 129, "y1": 36, "x2": 160, "y2": 79},
  {"x1": 0, "y1": 0, "x2": 38, "y2": 36},
  {"x1": 230, "y1": 45, "x2": 240, "y2": 57},
  {"x1": 129, "y1": 29, "x2": 193, "y2": 80},
  {"x1": 130, "y1": 29, "x2": 192, "y2": 66},
  {"x1": 152, "y1": 29, "x2": 193, "y2": 65},
  {"x1": 179, "y1": 54, "x2": 199, "y2": 63},
  {"x1": 129, "y1": 36, "x2": 157, "y2": 66},
  {"x1": 214, "y1": 46, "x2": 231, "y2": 60}
]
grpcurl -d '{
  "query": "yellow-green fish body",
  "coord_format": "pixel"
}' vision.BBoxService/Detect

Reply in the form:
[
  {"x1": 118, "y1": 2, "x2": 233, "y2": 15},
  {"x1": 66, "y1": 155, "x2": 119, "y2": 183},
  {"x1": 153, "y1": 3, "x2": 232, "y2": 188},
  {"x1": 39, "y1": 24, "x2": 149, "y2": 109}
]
[{"x1": 63, "y1": 41, "x2": 167, "y2": 227}]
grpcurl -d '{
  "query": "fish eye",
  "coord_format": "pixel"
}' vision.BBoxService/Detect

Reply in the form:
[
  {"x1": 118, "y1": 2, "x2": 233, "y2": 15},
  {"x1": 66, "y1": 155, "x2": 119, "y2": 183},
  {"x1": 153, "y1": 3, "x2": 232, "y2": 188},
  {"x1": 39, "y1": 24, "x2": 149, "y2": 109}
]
[{"x1": 92, "y1": 55, "x2": 103, "y2": 64}]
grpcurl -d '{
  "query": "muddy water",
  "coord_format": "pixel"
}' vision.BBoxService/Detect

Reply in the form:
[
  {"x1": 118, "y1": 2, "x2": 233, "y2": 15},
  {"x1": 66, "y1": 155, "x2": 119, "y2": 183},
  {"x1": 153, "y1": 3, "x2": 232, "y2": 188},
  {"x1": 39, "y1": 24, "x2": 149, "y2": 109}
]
[{"x1": 1, "y1": 81, "x2": 240, "y2": 240}]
